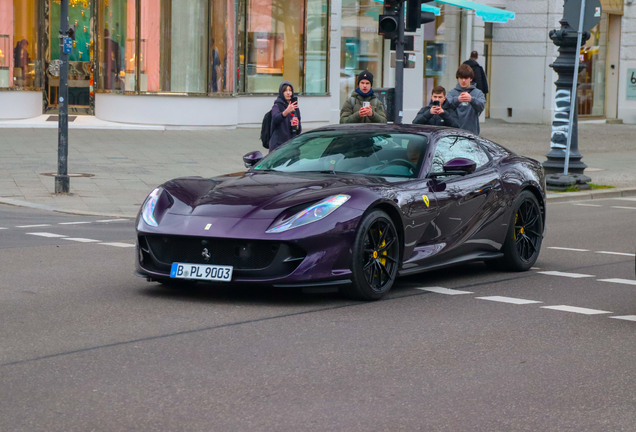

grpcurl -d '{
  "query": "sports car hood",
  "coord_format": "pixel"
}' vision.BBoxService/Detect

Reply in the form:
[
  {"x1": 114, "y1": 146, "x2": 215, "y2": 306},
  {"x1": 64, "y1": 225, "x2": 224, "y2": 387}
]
[{"x1": 162, "y1": 172, "x2": 390, "y2": 220}]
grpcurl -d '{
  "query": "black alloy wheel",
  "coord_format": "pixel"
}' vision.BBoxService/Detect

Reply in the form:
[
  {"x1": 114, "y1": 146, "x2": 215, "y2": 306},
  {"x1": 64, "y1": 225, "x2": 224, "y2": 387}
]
[
  {"x1": 344, "y1": 209, "x2": 400, "y2": 300},
  {"x1": 490, "y1": 190, "x2": 543, "y2": 272}
]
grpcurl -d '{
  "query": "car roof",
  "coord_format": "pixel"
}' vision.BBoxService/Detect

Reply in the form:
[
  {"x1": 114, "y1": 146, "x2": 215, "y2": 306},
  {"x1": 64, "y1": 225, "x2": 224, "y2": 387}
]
[{"x1": 305, "y1": 123, "x2": 472, "y2": 137}]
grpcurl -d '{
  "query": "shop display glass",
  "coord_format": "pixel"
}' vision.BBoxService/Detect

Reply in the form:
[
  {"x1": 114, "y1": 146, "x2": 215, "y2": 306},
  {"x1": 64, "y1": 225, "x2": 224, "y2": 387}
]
[
  {"x1": 423, "y1": 5, "x2": 461, "y2": 99},
  {"x1": 577, "y1": 16, "x2": 607, "y2": 117},
  {"x1": 340, "y1": 0, "x2": 384, "y2": 104},
  {"x1": 98, "y1": 0, "x2": 136, "y2": 92}
]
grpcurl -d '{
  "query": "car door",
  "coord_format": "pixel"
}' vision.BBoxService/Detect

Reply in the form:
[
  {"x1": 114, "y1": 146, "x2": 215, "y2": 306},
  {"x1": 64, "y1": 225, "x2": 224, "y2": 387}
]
[{"x1": 427, "y1": 134, "x2": 502, "y2": 258}]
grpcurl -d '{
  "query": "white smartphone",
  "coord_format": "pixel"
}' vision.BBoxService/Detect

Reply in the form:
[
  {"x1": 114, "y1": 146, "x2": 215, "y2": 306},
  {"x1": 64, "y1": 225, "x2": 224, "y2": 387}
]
[{"x1": 362, "y1": 101, "x2": 371, "y2": 108}]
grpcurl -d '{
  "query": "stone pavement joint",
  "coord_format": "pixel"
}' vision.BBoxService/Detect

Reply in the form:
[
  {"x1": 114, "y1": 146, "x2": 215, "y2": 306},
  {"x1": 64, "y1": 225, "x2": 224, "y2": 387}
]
[{"x1": 0, "y1": 121, "x2": 635, "y2": 217}]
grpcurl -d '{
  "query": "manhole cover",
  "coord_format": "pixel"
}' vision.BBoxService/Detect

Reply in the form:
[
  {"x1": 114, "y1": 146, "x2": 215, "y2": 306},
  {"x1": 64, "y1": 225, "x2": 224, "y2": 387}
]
[{"x1": 40, "y1": 172, "x2": 95, "y2": 178}]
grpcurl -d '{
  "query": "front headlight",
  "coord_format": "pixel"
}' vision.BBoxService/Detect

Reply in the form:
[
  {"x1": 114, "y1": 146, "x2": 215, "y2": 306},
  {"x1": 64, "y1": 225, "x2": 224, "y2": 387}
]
[
  {"x1": 141, "y1": 187, "x2": 162, "y2": 227},
  {"x1": 266, "y1": 194, "x2": 351, "y2": 233}
]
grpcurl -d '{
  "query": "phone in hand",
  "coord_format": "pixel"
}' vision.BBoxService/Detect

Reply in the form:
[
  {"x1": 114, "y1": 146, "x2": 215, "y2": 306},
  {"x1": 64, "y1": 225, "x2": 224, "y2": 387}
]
[
  {"x1": 291, "y1": 96, "x2": 298, "y2": 104},
  {"x1": 432, "y1": 100, "x2": 440, "y2": 107},
  {"x1": 362, "y1": 101, "x2": 371, "y2": 108}
]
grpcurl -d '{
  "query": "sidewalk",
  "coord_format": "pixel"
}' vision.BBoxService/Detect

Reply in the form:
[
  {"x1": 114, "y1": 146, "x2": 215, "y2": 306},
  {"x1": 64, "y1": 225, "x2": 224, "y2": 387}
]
[{"x1": 1, "y1": 120, "x2": 635, "y2": 217}]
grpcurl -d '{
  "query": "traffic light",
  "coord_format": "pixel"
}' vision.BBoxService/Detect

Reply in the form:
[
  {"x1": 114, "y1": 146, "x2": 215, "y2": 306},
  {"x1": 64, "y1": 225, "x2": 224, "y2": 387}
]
[
  {"x1": 379, "y1": 0, "x2": 400, "y2": 39},
  {"x1": 405, "y1": 0, "x2": 436, "y2": 32}
]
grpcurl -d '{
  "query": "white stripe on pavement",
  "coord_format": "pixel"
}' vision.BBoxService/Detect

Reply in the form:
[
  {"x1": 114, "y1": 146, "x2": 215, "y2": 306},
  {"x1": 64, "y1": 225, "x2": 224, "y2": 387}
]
[
  {"x1": 610, "y1": 316, "x2": 636, "y2": 322},
  {"x1": 548, "y1": 247, "x2": 590, "y2": 252},
  {"x1": 611, "y1": 206, "x2": 636, "y2": 210},
  {"x1": 58, "y1": 221, "x2": 92, "y2": 225},
  {"x1": 61, "y1": 238, "x2": 101, "y2": 243},
  {"x1": 541, "y1": 305, "x2": 612, "y2": 315},
  {"x1": 598, "y1": 278, "x2": 636, "y2": 286},
  {"x1": 538, "y1": 271, "x2": 595, "y2": 278},
  {"x1": 573, "y1": 203, "x2": 602, "y2": 207},
  {"x1": 531, "y1": 267, "x2": 541, "y2": 270},
  {"x1": 26, "y1": 232, "x2": 67, "y2": 238},
  {"x1": 0, "y1": 227, "x2": 7, "y2": 230},
  {"x1": 416, "y1": 287, "x2": 473, "y2": 295},
  {"x1": 15, "y1": 224, "x2": 51, "y2": 228},
  {"x1": 595, "y1": 251, "x2": 636, "y2": 257},
  {"x1": 95, "y1": 219, "x2": 129, "y2": 223},
  {"x1": 99, "y1": 242, "x2": 135, "y2": 248},
  {"x1": 476, "y1": 296, "x2": 542, "y2": 305}
]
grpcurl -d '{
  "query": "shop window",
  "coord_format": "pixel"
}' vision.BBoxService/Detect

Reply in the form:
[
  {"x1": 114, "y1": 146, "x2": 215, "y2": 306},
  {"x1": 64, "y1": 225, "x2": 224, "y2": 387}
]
[
  {"x1": 98, "y1": 0, "x2": 136, "y2": 92},
  {"x1": 340, "y1": 0, "x2": 384, "y2": 104},
  {"x1": 0, "y1": 0, "x2": 42, "y2": 89},
  {"x1": 210, "y1": 0, "x2": 236, "y2": 93},
  {"x1": 577, "y1": 17, "x2": 607, "y2": 117},
  {"x1": 423, "y1": 5, "x2": 461, "y2": 101}
]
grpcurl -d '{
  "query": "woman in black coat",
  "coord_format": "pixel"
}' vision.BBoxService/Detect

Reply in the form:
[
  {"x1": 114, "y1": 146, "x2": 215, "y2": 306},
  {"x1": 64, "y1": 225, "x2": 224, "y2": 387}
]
[{"x1": 269, "y1": 81, "x2": 301, "y2": 152}]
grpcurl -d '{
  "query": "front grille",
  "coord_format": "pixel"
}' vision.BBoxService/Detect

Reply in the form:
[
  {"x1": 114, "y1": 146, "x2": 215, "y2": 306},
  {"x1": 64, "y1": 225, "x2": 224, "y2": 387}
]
[{"x1": 143, "y1": 235, "x2": 282, "y2": 270}]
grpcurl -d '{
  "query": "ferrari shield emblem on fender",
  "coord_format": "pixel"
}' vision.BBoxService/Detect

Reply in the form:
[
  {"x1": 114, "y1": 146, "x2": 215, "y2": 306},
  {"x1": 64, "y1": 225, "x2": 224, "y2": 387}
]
[
  {"x1": 422, "y1": 195, "x2": 430, "y2": 207},
  {"x1": 204, "y1": 223, "x2": 212, "y2": 230}
]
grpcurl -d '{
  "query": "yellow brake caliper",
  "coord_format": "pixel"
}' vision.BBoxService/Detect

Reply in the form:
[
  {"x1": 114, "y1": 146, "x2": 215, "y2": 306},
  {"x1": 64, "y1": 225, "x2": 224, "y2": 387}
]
[
  {"x1": 378, "y1": 230, "x2": 387, "y2": 266},
  {"x1": 514, "y1": 213, "x2": 518, "y2": 240}
]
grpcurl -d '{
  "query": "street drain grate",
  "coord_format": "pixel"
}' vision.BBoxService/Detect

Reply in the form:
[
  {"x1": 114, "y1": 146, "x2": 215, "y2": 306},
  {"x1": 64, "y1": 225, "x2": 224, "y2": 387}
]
[{"x1": 40, "y1": 172, "x2": 95, "y2": 178}]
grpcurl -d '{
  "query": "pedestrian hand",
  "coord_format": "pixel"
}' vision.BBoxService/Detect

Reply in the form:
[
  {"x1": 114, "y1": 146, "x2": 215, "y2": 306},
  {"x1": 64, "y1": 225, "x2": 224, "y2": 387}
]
[
  {"x1": 446, "y1": 64, "x2": 486, "y2": 135},
  {"x1": 339, "y1": 71, "x2": 387, "y2": 124},
  {"x1": 413, "y1": 85, "x2": 460, "y2": 128}
]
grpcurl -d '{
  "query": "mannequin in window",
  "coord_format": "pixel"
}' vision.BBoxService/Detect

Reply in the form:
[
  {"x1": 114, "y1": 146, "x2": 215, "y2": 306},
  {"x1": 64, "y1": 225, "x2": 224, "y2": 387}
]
[{"x1": 13, "y1": 39, "x2": 31, "y2": 85}]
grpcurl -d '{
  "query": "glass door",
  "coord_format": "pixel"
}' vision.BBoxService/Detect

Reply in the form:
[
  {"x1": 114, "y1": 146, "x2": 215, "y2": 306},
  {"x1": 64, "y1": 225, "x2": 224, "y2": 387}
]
[{"x1": 47, "y1": 0, "x2": 93, "y2": 114}]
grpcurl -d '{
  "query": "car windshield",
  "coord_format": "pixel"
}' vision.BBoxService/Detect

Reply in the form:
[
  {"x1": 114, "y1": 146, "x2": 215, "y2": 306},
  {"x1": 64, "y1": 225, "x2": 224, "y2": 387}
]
[{"x1": 254, "y1": 131, "x2": 429, "y2": 178}]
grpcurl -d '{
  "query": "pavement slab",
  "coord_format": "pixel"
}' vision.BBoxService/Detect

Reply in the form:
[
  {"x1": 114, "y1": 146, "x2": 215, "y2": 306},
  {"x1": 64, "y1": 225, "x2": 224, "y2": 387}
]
[{"x1": 0, "y1": 121, "x2": 634, "y2": 217}]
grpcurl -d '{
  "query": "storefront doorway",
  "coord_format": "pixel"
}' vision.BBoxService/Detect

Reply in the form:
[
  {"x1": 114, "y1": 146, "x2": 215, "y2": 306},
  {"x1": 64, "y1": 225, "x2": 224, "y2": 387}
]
[{"x1": 46, "y1": 0, "x2": 94, "y2": 114}]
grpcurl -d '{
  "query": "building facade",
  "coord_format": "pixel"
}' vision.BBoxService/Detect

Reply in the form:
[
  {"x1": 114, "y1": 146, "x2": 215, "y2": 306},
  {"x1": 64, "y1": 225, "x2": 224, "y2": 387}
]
[{"x1": 0, "y1": 0, "x2": 634, "y2": 126}]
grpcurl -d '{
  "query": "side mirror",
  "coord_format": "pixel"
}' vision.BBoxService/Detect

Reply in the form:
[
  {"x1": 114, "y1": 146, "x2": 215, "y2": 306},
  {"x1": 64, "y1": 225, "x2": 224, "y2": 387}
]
[
  {"x1": 243, "y1": 151, "x2": 263, "y2": 168},
  {"x1": 443, "y1": 157, "x2": 476, "y2": 175}
]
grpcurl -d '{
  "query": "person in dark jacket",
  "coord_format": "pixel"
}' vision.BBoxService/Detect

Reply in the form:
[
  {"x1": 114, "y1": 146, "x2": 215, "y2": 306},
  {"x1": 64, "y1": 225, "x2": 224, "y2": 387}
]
[
  {"x1": 446, "y1": 64, "x2": 486, "y2": 135},
  {"x1": 269, "y1": 81, "x2": 301, "y2": 152},
  {"x1": 462, "y1": 51, "x2": 489, "y2": 95},
  {"x1": 339, "y1": 70, "x2": 387, "y2": 124},
  {"x1": 413, "y1": 85, "x2": 460, "y2": 128}
]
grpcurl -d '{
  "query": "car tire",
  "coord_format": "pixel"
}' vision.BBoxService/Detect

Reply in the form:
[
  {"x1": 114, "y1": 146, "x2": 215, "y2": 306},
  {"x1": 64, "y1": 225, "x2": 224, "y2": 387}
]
[
  {"x1": 342, "y1": 209, "x2": 400, "y2": 301},
  {"x1": 494, "y1": 190, "x2": 543, "y2": 271}
]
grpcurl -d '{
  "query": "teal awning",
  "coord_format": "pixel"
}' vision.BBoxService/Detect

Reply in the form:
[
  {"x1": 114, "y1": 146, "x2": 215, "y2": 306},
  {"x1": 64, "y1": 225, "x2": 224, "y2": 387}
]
[{"x1": 435, "y1": 0, "x2": 515, "y2": 22}]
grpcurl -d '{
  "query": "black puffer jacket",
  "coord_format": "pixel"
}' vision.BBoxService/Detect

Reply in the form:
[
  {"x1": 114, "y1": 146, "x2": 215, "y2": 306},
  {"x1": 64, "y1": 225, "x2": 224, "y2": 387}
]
[
  {"x1": 412, "y1": 100, "x2": 460, "y2": 128},
  {"x1": 269, "y1": 81, "x2": 302, "y2": 152}
]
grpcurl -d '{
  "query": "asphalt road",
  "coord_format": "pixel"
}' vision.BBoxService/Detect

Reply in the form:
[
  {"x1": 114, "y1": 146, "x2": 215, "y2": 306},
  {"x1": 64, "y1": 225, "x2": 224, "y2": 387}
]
[{"x1": 0, "y1": 199, "x2": 635, "y2": 431}]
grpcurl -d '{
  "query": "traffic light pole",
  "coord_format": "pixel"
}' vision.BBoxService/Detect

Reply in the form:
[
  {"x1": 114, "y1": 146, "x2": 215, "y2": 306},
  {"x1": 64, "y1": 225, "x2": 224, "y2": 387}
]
[
  {"x1": 55, "y1": 0, "x2": 70, "y2": 194},
  {"x1": 394, "y1": 0, "x2": 405, "y2": 125}
]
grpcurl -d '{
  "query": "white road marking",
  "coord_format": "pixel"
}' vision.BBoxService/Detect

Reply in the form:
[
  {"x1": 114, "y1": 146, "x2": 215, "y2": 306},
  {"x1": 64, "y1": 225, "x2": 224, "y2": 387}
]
[
  {"x1": 58, "y1": 221, "x2": 92, "y2": 225},
  {"x1": 611, "y1": 206, "x2": 636, "y2": 210},
  {"x1": 61, "y1": 238, "x2": 100, "y2": 243},
  {"x1": 26, "y1": 232, "x2": 67, "y2": 238},
  {"x1": 610, "y1": 316, "x2": 636, "y2": 322},
  {"x1": 531, "y1": 267, "x2": 541, "y2": 270},
  {"x1": 541, "y1": 305, "x2": 612, "y2": 315},
  {"x1": 548, "y1": 247, "x2": 590, "y2": 252},
  {"x1": 538, "y1": 271, "x2": 595, "y2": 278},
  {"x1": 99, "y1": 242, "x2": 135, "y2": 248},
  {"x1": 573, "y1": 203, "x2": 602, "y2": 207},
  {"x1": 595, "y1": 251, "x2": 636, "y2": 257},
  {"x1": 0, "y1": 227, "x2": 7, "y2": 230},
  {"x1": 598, "y1": 278, "x2": 636, "y2": 286},
  {"x1": 16, "y1": 224, "x2": 51, "y2": 228},
  {"x1": 96, "y1": 219, "x2": 129, "y2": 223},
  {"x1": 476, "y1": 296, "x2": 542, "y2": 305},
  {"x1": 416, "y1": 287, "x2": 473, "y2": 295}
]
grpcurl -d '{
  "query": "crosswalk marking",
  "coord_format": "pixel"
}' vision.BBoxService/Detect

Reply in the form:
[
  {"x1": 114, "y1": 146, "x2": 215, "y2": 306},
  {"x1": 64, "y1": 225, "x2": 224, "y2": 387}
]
[
  {"x1": 0, "y1": 227, "x2": 7, "y2": 230},
  {"x1": 61, "y1": 238, "x2": 100, "y2": 243},
  {"x1": 58, "y1": 221, "x2": 92, "y2": 225},
  {"x1": 96, "y1": 219, "x2": 129, "y2": 223},
  {"x1": 416, "y1": 287, "x2": 473, "y2": 295},
  {"x1": 548, "y1": 247, "x2": 589, "y2": 252},
  {"x1": 476, "y1": 296, "x2": 542, "y2": 305},
  {"x1": 541, "y1": 305, "x2": 612, "y2": 315},
  {"x1": 26, "y1": 232, "x2": 67, "y2": 238},
  {"x1": 16, "y1": 224, "x2": 51, "y2": 228},
  {"x1": 611, "y1": 206, "x2": 636, "y2": 210},
  {"x1": 610, "y1": 316, "x2": 636, "y2": 322},
  {"x1": 595, "y1": 251, "x2": 636, "y2": 257},
  {"x1": 598, "y1": 278, "x2": 636, "y2": 286},
  {"x1": 538, "y1": 271, "x2": 595, "y2": 278},
  {"x1": 98, "y1": 242, "x2": 135, "y2": 248},
  {"x1": 573, "y1": 203, "x2": 602, "y2": 207}
]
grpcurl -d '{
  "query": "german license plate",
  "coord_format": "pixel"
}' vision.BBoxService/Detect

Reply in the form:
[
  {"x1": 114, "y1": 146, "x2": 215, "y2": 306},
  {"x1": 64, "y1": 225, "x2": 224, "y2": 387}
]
[{"x1": 170, "y1": 263, "x2": 233, "y2": 282}]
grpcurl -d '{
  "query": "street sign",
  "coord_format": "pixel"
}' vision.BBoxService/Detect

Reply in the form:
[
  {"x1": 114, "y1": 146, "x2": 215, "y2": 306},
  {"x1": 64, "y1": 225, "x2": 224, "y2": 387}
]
[
  {"x1": 62, "y1": 37, "x2": 73, "y2": 54},
  {"x1": 564, "y1": 0, "x2": 602, "y2": 32},
  {"x1": 627, "y1": 69, "x2": 636, "y2": 101}
]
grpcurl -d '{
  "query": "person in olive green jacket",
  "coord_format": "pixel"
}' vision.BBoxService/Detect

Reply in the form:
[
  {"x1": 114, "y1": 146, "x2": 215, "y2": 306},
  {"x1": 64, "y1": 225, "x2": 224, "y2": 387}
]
[{"x1": 339, "y1": 71, "x2": 387, "y2": 124}]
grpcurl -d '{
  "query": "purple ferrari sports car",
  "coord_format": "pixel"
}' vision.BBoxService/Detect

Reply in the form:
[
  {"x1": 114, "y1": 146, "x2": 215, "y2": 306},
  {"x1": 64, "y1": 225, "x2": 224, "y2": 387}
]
[{"x1": 135, "y1": 124, "x2": 546, "y2": 300}]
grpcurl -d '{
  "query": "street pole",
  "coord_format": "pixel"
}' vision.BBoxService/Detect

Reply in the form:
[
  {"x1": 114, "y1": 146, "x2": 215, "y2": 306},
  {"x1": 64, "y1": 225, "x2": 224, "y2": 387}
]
[
  {"x1": 563, "y1": 0, "x2": 586, "y2": 175},
  {"x1": 55, "y1": 0, "x2": 70, "y2": 194},
  {"x1": 394, "y1": 0, "x2": 405, "y2": 125}
]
